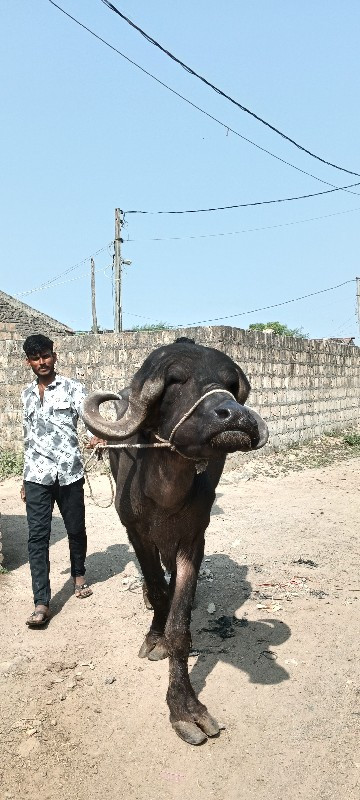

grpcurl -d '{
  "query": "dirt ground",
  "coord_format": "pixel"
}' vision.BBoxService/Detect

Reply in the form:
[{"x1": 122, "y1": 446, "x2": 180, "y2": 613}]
[{"x1": 0, "y1": 442, "x2": 359, "y2": 800}]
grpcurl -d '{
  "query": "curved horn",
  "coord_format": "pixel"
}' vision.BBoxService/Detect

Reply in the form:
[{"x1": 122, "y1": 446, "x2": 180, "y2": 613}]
[
  {"x1": 245, "y1": 406, "x2": 269, "y2": 449},
  {"x1": 81, "y1": 391, "x2": 140, "y2": 440},
  {"x1": 81, "y1": 375, "x2": 165, "y2": 441}
]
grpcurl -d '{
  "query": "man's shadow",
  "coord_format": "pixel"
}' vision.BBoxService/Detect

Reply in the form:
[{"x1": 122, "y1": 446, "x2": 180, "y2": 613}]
[
  {"x1": 50, "y1": 542, "x2": 135, "y2": 617},
  {"x1": 1, "y1": 505, "x2": 135, "y2": 617},
  {"x1": 0, "y1": 513, "x2": 67, "y2": 571},
  {"x1": 189, "y1": 553, "x2": 291, "y2": 690}
]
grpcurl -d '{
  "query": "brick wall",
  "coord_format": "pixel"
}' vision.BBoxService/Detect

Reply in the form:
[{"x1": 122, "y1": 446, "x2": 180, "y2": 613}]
[
  {"x1": 1, "y1": 326, "x2": 359, "y2": 454},
  {"x1": 0, "y1": 322, "x2": 23, "y2": 341}
]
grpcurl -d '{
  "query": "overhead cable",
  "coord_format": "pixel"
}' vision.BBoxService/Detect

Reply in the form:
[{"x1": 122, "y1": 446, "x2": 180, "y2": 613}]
[
  {"x1": 16, "y1": 244, "x2": 113, "y2": 297},
  {"x1": 126, "y1": 205, "x2": 360, "y2": 242},
  {"x1": 331, "y1": 313, "x2": 357, "y2": 335},
  {"x1": 174, "y1": 280, "x2": 355, "y2": 328},
  {"x1": 47, "y1": 1, "x2": 359, "y2": 195},
  {"x1": 125, "y1": 182, "x2": 360, "y2": 215},
  {"x1": 100, "y1": 0, "x2": 360, "y2": 177},
  {"x1": 14, "y1": 264, "x2": 113, "y2": 296}
]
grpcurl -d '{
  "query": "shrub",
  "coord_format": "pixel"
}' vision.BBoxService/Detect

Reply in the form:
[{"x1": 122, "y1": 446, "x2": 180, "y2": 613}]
[
  {"x1": 0, "y1": 450, "x2": 24, "y2": 479},
  {"x1": 343, "y1": 434, "x2": 360, "y2": 447}
]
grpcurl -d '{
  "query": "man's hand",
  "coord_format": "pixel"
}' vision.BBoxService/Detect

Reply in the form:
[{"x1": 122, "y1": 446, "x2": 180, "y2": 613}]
[
  {"x1": 85, "y1": 436, "x2": 107, "y2": 449},
  {"x1": 20, "y1": 483, "x2": 26, "y2": 503}
]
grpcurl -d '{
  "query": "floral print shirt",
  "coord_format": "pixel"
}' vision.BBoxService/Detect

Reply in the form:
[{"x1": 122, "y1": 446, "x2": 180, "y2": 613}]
[{"x1": 22, "y1": 374, "x2": 86, "y2": 486}]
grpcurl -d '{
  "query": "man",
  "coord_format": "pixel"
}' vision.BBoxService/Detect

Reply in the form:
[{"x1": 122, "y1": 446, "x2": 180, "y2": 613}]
[{"x1": 21, "y1": 333, "x2": 102, "y2": 627}]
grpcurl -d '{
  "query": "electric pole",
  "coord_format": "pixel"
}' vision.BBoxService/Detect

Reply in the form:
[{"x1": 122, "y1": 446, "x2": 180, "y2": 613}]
[
  {"x1": 357, "y1": 277, "x2": 360, "y2": 338},
  {"x1": 114, "y1": 208, "x2": 124, "y2": 333},
  {"x1": 90, "y1": 258, "x2": 98, "y2": 333}
]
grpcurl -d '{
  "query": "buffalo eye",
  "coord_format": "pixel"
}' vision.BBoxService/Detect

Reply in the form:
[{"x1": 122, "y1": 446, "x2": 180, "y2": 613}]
[
  {"x1": 166, "y1": 371, "x2": 187, "y2": 387},
  {"x1": 167, "y1": 376, "x2": 185, "y2": 387}
]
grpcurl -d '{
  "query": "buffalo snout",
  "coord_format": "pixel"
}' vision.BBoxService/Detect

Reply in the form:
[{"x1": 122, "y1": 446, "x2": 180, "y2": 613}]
[{"x1": 210, "y1": 398, "x2": 261, "y2": 447}]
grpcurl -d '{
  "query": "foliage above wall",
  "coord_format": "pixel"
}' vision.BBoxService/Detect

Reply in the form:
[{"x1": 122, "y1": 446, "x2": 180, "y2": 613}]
[
  {"x1": 130, "y1": 322, "x2": 170, "y2": 331},
  {"x1": 249, "y1": 321, "x2": 308, "y2": 338}
]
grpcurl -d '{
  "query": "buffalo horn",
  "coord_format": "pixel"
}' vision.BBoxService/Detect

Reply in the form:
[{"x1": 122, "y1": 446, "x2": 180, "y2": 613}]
[
  {"x1": 81, "y1": 390, "x2": 147, "y2": 440},
  {"x1": 82, "y1": 374, "x2": 165, "y2": 440}
]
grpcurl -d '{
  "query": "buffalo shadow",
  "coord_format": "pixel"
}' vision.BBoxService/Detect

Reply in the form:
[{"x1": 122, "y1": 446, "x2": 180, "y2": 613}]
[
  {"x1": 3, "y1": 507, "x2": 291, "y2": 690},
  {"x1": 189, "y1": 553, "x2": 291, "y2": 689},
  {"x1": 66, "y1": 545, "x2": 290, "y2": 688}
]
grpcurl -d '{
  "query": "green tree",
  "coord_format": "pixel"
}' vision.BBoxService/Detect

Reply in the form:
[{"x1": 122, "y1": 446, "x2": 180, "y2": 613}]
[
  {"x1": 249, "y1": 321, "x2": 308, "y2": 338},
  {"x1": 130, "y1": 321, "x2": 170, "y2": 331}
]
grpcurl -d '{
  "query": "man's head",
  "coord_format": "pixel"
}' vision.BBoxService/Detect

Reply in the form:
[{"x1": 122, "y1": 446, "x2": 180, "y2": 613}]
[{"x1": 23, "y1": 334, "x2": 57, "y2": 381}]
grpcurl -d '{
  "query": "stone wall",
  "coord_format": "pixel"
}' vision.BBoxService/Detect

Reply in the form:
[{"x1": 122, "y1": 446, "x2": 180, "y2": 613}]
[{"x1": 1, "y1": 326, "x2": 359, "y2": 454}]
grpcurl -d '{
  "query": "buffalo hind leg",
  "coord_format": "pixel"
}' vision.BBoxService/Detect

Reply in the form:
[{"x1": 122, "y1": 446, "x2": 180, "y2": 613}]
[
  {"x1": 127, "y1": 530, "x2": 170, "y2": 660},
  {"x1": 165, "y1": 552, "x2": 220, "y2": 745}
]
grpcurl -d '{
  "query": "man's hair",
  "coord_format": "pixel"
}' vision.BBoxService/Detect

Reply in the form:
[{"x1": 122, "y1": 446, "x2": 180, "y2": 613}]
[{"x1": 23, "y1": 334, "x2": 54, "y2": 357}]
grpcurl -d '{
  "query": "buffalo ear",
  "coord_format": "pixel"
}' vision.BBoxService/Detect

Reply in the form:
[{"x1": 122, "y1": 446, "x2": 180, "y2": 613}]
[
  {"x1": 132, "y1": 370, "x2": 167, "y2": 411},
  {"x1": 234, "y1": 365, "x2": 251, "y2": 405},
  {"x1": 246, "y1": 407, "x2": 269, "y2": 449}
]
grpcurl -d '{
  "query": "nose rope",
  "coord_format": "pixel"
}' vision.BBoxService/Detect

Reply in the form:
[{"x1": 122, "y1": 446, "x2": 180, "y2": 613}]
[
  {"x1": 84, "y1": 388, "x2": 237, "y2": 477},
  {"x1": 167, "y1": 388, "x2": 236, "y2": 445}
]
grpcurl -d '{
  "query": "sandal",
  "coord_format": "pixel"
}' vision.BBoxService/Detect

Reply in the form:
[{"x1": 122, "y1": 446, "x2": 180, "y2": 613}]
[
  {"x1": 26, "y1": 608, "x2": 50, "y2": 627},
  {"x1": 74, "y1": 582, "x2": 93, "y2": 599}
]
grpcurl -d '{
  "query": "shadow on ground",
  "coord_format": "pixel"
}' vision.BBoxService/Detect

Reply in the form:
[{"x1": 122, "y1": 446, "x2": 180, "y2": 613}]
[
  {"x1": 2, "y1": 509, "x2": 291, "y2": 689},
  {"x1": 53, "y1": 548, "x2": 291, "y2": 687},
  {"x1": 0, "y1": 513, "x2": 67, "y2": 571},
  {"x1": 189, "y1": 554, "x2": 291, "y2": 689},
  {"x1": 50, "y1": 542, "x2": 135, "y2": 618}
]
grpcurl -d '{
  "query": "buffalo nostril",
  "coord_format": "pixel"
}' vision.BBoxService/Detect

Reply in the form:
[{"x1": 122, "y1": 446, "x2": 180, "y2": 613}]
[{"x1": 215, "y1": 408, "x2": 231, "y2": 420}]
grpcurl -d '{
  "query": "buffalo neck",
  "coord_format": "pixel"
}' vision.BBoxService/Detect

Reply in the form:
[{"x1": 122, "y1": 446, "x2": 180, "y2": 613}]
[{"x1": 141, "y1": 448, "x2": 198, "y2": 510}]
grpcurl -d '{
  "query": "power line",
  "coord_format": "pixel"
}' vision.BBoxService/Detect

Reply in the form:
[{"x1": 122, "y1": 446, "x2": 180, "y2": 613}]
[
  {"x1": 126, "y1": 205, "x2": 360, "y2": 242},
  {"x1": 331, "y1": 313, "x2": 357, "y2": 335},
  {"x1": 16, "y1": 245, "x2": 113, "y2": 297},
  {"x1": 15, "y1": 264, "x2": 113, "y2": 295},
  {"x1": 173, "y1": 280, "x2": 355, "y2": 328},
  {"x1": 125, "y1": 181, "x2": 360, "y2": 215},
  {"x1": 46, "y1": 1, "x2": 359, "y2": 195},
  {"x1": 126, "y1": 311, "x2": 164, "y2": 323},
  {"x1": 100, "y1": 0, "x2": 360, "y2": 178}
]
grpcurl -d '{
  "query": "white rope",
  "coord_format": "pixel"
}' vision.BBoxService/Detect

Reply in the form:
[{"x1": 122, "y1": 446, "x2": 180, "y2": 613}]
[
  {"x1": 168, "y1": 389, "x2": 235, "y2": 443},
  {"x1": 82, "y1": 445, "x2": 115, "y2": 508},
  {"x1": 84, "y1": 387, "x2": 237, "y2": 497}
]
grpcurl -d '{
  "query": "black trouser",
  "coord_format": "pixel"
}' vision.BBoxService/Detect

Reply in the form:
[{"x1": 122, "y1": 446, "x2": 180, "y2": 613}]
[{"x1": 25, "y1": 477, "x2": 87, "y2": 606}]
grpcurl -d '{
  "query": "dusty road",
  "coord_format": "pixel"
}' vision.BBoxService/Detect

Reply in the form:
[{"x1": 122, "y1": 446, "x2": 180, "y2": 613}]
[{"x1": 0, "y1": 451, "x2": 359, "y2": 800}]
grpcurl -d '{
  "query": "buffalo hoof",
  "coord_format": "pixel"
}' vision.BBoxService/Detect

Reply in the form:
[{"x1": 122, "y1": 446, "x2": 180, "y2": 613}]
[
  {"x1": 172, "y1": 712, "x2": 219, "y2": 745},
  {"x1": 148, "y1": 640, "x2": 169, "y2": 660},
  {"x1": 138, "y1": 634, "x2": 168, "y2": 660}
]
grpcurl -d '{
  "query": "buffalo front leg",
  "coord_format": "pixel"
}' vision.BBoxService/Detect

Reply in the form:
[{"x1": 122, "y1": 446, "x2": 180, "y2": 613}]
[
  {"x1": 165, "y1": 553, "x2": 220, "y2": 745},
  {"x1": 127, "y1": 530, "x2": 170, "y2": 661}
]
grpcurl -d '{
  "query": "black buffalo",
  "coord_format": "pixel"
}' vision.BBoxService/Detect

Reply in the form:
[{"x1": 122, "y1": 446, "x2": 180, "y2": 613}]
[{"x1": 82, "y1": 337, "x2": 268, "y2": 745}]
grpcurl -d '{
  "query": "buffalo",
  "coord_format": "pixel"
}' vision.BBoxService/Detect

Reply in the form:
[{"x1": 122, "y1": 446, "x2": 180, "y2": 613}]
[{"x1": 82, "y1": 337, "x2": 268, "y2": 745}]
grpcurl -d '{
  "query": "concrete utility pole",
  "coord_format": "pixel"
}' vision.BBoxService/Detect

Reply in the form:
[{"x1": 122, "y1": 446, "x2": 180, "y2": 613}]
[
  {"x1": 114, "y1": 208, "x2": 124, "y2": 333},
  {"x1": 357, "y1": 278, "x2": 360, "y2": 337},
  {"x1": 90, "y1": 258, "x2": 98, "y2": 333}
]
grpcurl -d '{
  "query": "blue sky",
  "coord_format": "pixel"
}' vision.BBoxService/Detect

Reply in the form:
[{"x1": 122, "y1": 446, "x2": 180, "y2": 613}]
[{"x1": 1, "y1": 1, "x2": 360, "y2": 340}]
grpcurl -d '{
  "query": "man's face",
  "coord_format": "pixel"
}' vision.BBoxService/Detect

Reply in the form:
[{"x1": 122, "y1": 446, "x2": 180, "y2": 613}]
[{"x1": 26, "y1": 349, "x2": 57, "y2": 379}]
